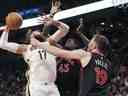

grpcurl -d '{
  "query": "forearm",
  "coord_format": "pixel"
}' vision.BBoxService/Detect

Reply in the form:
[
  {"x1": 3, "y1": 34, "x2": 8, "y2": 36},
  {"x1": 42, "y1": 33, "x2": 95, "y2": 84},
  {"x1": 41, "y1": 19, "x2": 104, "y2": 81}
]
[
  {"x1": 78, "y1": 32, "x2": 89, "y2": 45},
  {"x1": 54, "y1": 21, "x2": 69, "y2": 33},
  {"x1": 48, "y1": 21, "x2": 69, "y2": 42},
  {"x1": 1, "y1": 42, "x2": 22, "y2": 54},
  {"x1": 0, "y1": 31, "x2": 21, "y2": 53}
]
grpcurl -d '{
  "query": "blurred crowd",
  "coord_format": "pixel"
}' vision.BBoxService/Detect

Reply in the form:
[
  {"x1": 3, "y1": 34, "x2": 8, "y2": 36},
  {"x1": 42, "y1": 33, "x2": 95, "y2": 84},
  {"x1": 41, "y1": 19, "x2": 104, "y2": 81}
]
[
  {"x1": 0, "y1": 71, "x2": 25, "y2": 96},
  {"x1": 0, "y1": 52, "x2": 26, "y2": 96},
  {"x1": 110, "y1": 66, "x2": 128, "y2": 96}
]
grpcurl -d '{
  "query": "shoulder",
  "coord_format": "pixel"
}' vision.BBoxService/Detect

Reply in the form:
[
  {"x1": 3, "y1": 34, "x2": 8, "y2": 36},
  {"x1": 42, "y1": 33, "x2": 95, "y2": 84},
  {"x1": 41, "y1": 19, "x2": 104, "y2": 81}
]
[
  {"x1": 72, "y1": 49, "x2": 92, "y2": 67},
  {"x1": 78, "y1": 50, "x2": 92, "y2": 68}
]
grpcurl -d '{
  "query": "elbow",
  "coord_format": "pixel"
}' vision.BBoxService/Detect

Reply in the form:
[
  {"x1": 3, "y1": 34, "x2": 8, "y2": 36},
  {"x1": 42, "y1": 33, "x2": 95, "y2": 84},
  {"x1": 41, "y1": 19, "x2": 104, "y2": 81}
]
[
  {"x1": 65, "y1": 25, "x2": 70, "y2": 33},
  {"x1": 59, "y1": 22, "x2": 70, "y2": 33},
  {"x1": 66, "y1": 24, "x2": 70, "y2": 31},
  {"x1": 61, "y1": 25, "x2": 70, "y2": 34}
]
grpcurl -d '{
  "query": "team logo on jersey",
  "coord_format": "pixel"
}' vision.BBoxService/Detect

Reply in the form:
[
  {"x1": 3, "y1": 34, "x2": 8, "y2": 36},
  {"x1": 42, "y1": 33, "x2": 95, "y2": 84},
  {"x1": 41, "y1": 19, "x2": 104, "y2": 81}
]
[{"x1": 94, "y1": 67, "x2": 108, "y2": 86}]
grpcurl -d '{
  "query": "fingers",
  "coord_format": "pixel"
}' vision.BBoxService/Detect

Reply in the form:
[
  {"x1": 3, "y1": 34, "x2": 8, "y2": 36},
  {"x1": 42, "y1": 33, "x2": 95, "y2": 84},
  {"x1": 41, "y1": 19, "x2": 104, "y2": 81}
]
[{"x1": 37, "y1": 15, "x2": 53, "y2": 25}]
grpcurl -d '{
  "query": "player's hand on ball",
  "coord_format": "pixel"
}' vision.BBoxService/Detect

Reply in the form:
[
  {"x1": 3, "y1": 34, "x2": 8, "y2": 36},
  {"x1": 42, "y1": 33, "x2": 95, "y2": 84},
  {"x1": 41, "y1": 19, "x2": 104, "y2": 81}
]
[{"x1": 3, "y1": 26, "x2": 10, "y2": 32}]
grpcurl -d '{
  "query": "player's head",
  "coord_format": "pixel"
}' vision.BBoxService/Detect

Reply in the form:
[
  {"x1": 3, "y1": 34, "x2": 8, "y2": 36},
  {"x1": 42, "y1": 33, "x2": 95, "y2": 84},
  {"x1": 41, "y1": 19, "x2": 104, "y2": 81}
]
[
  {"x1": 24, "y1": 30, "x2": 47, "y2": 44},
  {"x1": 64, "y1": 37, "x2": 80, "y2": 50},
  {"x1": 87, "y1": 34, "x2": 110, "y2": 55},
  {"x1": 30, "y1": 31, "x2": 47, "y2": 43}
]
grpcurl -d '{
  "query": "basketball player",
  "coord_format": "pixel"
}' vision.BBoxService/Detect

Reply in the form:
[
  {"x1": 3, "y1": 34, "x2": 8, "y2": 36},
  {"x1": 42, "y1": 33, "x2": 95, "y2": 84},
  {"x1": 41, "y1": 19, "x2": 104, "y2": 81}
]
[
  {"x1": 0, "y1": 16, "x2": 69, "y2": 96},
  {"x1": 31, "y1": 34, "x2": 113, "y2": 96},
  {"x1": 56, "y1": 37, "x2": 81, "y2": 96}
]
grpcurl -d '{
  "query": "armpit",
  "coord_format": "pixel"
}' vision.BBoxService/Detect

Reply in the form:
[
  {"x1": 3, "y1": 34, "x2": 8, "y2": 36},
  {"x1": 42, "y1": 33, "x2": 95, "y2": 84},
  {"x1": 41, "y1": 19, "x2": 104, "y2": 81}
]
[{"x1": 80, "y1": 52, "x2": 92, "y2": 68}]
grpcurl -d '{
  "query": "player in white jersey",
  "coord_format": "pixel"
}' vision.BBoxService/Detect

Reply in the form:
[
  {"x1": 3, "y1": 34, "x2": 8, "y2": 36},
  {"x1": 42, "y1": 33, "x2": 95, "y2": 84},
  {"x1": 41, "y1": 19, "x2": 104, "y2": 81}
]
[{"x1": 0, "y1": 16, "x2": 69, "y2": 96}]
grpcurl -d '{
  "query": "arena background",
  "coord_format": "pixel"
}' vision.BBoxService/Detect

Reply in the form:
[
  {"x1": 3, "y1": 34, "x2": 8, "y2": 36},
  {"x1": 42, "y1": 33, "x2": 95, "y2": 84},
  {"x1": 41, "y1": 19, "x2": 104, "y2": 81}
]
[{"x1": 0, "y1": 0, "x2": 128, "y2": 96}]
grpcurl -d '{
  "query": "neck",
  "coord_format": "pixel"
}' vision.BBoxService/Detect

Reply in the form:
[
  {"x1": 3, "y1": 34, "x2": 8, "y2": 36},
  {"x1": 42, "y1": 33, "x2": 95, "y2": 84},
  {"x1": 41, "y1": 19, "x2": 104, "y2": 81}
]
[{"x1": 91, "y1": 49, "x2": 104, "y2": 56}]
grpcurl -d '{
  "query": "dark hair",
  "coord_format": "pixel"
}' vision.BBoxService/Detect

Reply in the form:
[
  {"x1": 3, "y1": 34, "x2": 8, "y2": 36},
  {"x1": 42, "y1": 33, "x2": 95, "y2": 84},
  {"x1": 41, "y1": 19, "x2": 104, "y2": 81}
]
[
  {"x1": 24, "y1": 30, "x2": 47, "y2": 44},
  {"x1": 93, "y1": 34, "x2": 110, "y2": 55}
]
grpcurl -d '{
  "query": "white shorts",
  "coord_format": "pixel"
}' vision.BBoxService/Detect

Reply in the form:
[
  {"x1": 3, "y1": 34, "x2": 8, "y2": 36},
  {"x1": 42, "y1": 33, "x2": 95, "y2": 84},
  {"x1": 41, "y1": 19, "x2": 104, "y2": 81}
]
[{"x1": 27, "y1": 81, "x2": 60, "y2": 96}]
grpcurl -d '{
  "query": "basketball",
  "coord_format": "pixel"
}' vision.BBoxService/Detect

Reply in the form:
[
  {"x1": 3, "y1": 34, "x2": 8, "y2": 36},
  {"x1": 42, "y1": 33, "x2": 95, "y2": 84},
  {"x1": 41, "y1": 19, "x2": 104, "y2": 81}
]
[{"x1": 6, "y1": 12, "x2": 23, "y2": 30}]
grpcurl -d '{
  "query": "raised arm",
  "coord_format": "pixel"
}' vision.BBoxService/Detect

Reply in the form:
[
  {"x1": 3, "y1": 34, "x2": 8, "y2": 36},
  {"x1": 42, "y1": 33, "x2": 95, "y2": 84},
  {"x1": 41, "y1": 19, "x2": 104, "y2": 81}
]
[
  {"x1": 48, "y1": 20, "x2": 69, "y2": 42},
  {"x1": 39, "y1": 16, "x2": 69, "y2": 43},
  {"x1": 0, "y1": 27, "x2": 27, "y2": 55},
  {"x1": 76, "y1": 18, "x2": 89, "y2": 45}
]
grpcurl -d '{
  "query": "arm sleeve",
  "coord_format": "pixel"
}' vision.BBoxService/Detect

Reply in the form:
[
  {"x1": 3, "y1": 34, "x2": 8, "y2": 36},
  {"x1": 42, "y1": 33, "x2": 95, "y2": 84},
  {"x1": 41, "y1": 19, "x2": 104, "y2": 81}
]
[
  {"x1": 0, "y1": 31, "x2": 21, "y2": 53},
  {"x1": 48, "y1": 21, "x2": 70, "y2": 42}
]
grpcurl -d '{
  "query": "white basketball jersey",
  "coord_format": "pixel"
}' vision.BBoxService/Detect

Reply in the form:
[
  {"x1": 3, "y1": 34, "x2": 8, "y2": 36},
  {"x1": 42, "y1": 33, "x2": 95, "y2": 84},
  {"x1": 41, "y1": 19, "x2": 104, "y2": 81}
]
[{"x1": 23, "y1": 43, "x2": 57, "y2": 83}]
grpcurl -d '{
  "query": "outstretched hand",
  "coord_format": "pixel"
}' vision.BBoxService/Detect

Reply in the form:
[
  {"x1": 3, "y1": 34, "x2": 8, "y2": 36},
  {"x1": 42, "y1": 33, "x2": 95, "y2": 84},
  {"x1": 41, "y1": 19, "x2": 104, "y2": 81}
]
[{"x1": 4, "y1": 26, "x2": 10, "y2": 32}]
